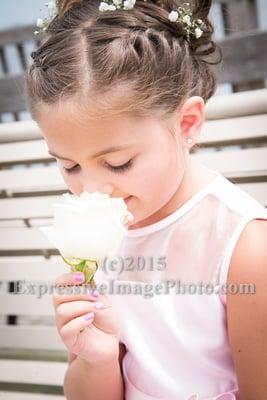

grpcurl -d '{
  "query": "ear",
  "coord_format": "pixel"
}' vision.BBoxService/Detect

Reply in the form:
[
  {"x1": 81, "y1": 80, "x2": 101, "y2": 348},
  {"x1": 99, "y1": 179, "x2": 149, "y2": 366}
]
[{"x1": 179, "y1": 96, "x2": 205, "y2": 148}]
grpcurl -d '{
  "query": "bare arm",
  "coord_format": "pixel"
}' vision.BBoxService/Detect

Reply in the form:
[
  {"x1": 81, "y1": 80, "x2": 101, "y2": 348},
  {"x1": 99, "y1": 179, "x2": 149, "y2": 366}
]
[
  {"x1": 227, "y1": 219, "x2": 267, "y2": 399},
  {"x1": 64, "y1": 343, "x2": 126, "y2": 400}
]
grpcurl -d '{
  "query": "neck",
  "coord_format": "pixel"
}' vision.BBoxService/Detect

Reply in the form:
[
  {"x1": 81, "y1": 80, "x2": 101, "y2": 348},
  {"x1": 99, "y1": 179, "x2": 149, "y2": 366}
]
[{"x1": 129, "y1": 159, "x2": 217, "y2": 230}]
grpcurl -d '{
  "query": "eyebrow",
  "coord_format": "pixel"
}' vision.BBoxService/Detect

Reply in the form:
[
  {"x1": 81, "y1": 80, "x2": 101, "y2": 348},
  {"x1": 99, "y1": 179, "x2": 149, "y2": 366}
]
[{"x1": 48, "y1": 145, "x2": 132, "y2": 161}]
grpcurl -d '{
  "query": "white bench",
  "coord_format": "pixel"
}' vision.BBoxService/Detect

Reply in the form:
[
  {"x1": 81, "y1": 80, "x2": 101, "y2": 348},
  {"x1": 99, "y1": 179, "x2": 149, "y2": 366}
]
[{"x1": 0, "y1": 88, "x2": 266, "y2": 399}]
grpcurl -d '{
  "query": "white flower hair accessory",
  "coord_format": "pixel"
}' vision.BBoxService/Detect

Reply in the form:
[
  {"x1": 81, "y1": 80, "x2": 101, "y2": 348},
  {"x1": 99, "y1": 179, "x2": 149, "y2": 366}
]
[
  {"x1": 99, "y1": 0, "x2": 136, "y2": 12},
  {"x1": 34, "y1": 1, "x2": 58, "y2": 35},
  {"x1": 168, "y1": 2, "x2": 206, "y2": 40}
]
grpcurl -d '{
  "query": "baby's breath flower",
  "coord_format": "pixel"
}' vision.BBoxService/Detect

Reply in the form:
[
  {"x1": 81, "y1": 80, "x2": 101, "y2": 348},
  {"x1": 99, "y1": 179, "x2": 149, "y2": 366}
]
[
  {"x1": 123, "y1": 0, "x2": 136, "y2": 9},
  {"x1": 99, "y1": 0, "x2": 136, "y2": 11},
  {"x1": 182, "y1": 14, "x2": 191, "y2": 26},
  {"x1": 34, "y1": 0, "x2": 58, "y2": 34},
  {"x1": 194, "y1": 27, "x2": 203, "y2": 38},
  {"x1": 99, "y1": 1, "x2": 110, "y2": 11},
  {"x1": 168, "y1": 11, "x2": 179, "y2": 22},
  {"x1": 36, "y1": 18, "x2": 45, "y2": 28},
  {"x1": 168, "y1": 2, "x2": 206, "y2": 41}
]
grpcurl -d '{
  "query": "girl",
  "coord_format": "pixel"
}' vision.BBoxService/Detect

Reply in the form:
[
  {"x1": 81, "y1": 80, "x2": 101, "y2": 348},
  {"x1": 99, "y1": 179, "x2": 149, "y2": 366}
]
[{"x1": 26, "y1": 0, "x2": 267, "y2": 399}]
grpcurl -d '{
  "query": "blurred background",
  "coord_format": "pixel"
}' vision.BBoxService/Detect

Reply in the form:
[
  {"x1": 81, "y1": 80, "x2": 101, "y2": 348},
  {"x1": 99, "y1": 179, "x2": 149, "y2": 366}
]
[{"x1": 0, "y1": 0, "x2": 267, "y2": 122}]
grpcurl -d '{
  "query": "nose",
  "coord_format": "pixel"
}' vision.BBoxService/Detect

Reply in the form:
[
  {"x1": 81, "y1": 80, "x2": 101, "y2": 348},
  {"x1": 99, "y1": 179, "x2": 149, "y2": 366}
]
[{"x1": 99, "y1": 183, "x2": 114, "y2": 196}]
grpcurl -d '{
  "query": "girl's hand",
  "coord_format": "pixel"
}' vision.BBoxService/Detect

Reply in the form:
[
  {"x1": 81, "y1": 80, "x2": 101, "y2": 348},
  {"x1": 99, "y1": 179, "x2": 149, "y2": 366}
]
[{"x1": 53, "y1": 272, "x2": 120, "y2": 366}]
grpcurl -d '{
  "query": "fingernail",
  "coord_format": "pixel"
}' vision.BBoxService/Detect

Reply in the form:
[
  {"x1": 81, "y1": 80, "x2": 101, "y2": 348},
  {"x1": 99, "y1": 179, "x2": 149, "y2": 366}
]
[
  {"x1": 83, "y1": 312, "x2": 94, "y2": 321},
  {"x1": 92, "y1": 289, "x2": 99, "y2": 298},
  {"x1": 93, "y1": 302, "x2": 104, "y2": 310},
  {"x1": 74, "y1": 273, "x2": 84, "y2": 282}
]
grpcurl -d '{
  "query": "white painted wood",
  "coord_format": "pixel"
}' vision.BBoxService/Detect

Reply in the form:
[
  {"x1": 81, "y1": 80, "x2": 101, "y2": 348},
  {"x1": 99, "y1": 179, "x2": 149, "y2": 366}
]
[
  {"x1": 192, "y1": 148, "x2": 267, "y2": 177},
  {"x1": 0, "y1": 293, "x2": 55, "y2": 316},
  {"x1": 0, "y1": 139, "x2": 50, "y2": 163},
  {"x1": 0, "y1": 226, "x2": 60, "y2": 251},
  {"x1": 0, "y1": 393, "x2": 65, "y2": 400},
  {"x1": 238, "y1": 182, "x2": 267, "y2": 206},
  {"x1": 0, "y1": 325, "x2": 65, "y2": 350},
  {"x1": 201, "y1": 114, "x2": 267, "y2": 143},
  {"x1": 0, "y1": 259, "x2": 66, "y2": 281},
  {"x1": 0, "y1": 359, "x2": 68, "y2": 385},
  {"x1": 205, "y1": 89, "x2": 267, "y2": 119},
  {"x1": 0, "y1": 195, "x2": 63, "y2": 220},
  {"x1": 0, "y1": 166, "x2": 66, "y2": 194},
  {"x1": 0, "y1": 120, "x2": 41, "y2": 143}
]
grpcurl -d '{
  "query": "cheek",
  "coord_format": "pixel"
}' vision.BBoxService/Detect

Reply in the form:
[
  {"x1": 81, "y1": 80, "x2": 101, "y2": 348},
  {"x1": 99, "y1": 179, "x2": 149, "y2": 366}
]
[{"x1": 136, "y1": 152, "x2": 183, "y2": 199}]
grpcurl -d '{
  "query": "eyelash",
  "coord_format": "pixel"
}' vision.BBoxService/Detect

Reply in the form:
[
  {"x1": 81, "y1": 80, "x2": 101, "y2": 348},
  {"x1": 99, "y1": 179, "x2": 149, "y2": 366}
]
[{"x1": 63, "y1": 159, "x2": 133, "y2": 175}]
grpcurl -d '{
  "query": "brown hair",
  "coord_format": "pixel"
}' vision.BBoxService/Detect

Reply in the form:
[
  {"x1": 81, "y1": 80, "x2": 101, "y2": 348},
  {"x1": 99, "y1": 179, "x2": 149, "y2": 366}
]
[{"x1": 26, "y1": 0, "x2": 222, "y2": 121}]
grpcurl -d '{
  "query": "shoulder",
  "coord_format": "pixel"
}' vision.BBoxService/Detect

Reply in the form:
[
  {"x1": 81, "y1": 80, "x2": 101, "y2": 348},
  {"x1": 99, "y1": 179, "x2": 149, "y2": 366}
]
[{"x1": 226, "y1": 218, "x2": 267, "y2": 398}]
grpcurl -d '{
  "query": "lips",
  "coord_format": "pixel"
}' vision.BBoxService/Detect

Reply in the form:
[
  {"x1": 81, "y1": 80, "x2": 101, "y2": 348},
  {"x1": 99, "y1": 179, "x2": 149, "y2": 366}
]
[{"x1": 124, "y1": 196, "x2": 132, "y2": 203}]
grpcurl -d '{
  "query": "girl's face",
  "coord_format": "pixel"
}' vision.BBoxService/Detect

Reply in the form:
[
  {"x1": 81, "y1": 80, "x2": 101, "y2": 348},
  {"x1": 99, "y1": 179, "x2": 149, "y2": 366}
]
[{"x1": 37, "y1": 99, "x2": 202, "y2": 229}]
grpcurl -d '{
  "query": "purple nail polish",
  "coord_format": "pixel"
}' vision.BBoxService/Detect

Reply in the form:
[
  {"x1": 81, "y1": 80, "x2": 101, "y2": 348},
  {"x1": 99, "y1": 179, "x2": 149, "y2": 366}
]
[
  {"x1": 92, "y1": 289, "x2": 99, "y2": 298},
  {"x1": 83, "y1": 312, "x2": 94, "y2": 321},
  {"x1": 74, "y1": 273, "x2": 84, "y2": 282},
  {"x1": 93, "y1": 302, "x2": 104, "y2": 309}
]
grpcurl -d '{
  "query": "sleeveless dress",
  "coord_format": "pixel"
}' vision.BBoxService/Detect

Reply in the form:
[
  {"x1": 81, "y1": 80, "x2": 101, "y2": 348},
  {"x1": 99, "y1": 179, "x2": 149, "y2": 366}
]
[{"x1": 94, "y1": 167, "x2": 267, "y2": 400}]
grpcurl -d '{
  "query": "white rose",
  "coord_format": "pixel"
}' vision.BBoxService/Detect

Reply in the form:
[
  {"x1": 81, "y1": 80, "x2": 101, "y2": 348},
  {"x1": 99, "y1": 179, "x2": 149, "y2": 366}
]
[
  {"x1": 39, "y1": 191, "x2": 134, "y2": 262},
  {"x1": 168, "y1": 11, "x2": 179, "y2": 22}
]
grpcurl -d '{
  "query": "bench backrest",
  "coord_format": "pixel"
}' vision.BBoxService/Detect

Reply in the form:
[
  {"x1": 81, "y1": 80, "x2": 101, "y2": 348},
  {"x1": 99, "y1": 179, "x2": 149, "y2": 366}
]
[{"x1": 0, "y1": 88, "x2": 266, "y2": 399}]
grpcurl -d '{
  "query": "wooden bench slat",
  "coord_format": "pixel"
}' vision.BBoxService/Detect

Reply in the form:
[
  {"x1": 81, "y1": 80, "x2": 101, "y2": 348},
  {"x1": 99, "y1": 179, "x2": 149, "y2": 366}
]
[
  {"x1": 0, "y1": 259, "x2": 66, "y2": 281},
  {"x1": 0, "y1": 226, "x2": 58, "y2": 251},
  {"x1": 0, "y1": 166, "x2": 66, "y2": 193},
  {"x1": 0, "y1": 196, "x2": 63, "y2": 220},
  {"x1": 0, "y1": 120, "x2": 41, "y2": 143},
  {"x1": 0, "y1": 75, "x2": 26, "y2": 114},
  {"x1": 192, "y1": 148, "x2": 267, "y2": 177},
  {"x1": 0, "y1": 139, "x2": 50, "y2": 164},
  {"x1": 0, "y1": 359, "x2": 67, "y2": 386},
  {"x1": 205, "y1": 89, "x2": 267, "y2": 120},
  {"x1": 237, "y1": 182, "x2": 267, "y2": 206},
  {"x1": 0, "y1": 293, "x2": 55, "y2": 316},
  {"x1": 201, "y1": 114, "x2": 267, "y2": 144},
  {"x1": 0, "y1": 393, "x2": 65, "y2": 400},
  {"x1": 0, "y1": 326, "x2": 65, "y2": 351}
]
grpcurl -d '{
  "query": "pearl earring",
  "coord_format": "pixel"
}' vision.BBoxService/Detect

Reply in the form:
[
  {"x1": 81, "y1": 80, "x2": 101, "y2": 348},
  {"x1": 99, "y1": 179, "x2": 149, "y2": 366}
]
[{"x1": 187, "y1": 137, "x2": 193, "y2": 144}]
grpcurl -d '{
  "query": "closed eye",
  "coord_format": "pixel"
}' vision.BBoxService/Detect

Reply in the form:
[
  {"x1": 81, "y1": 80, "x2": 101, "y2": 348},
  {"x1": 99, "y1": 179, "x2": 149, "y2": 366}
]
[{"x1": 63, "y1": 159, "x2": 133, "y2": 175}]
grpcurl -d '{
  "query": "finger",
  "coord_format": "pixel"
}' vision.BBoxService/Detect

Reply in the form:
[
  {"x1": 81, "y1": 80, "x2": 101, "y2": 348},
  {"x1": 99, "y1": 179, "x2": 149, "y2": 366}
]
[
  {"x1": 56, "y1": 299, "x2": 107, "y2": 329},
  {"x1": 54, "y1": 272, "x2": 85, "y2": 286},
  {"x1": 53, "y1": 282, "x2": 100, "y2": 309},
  {"x1": 60, "y1": 311, "x2": 95, "y2": 349}
]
